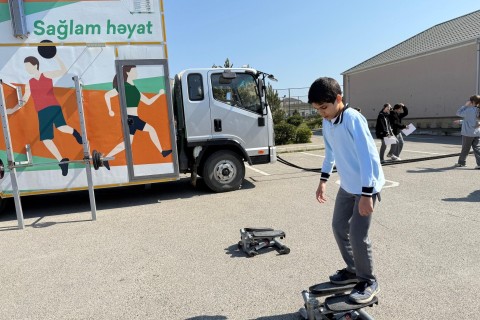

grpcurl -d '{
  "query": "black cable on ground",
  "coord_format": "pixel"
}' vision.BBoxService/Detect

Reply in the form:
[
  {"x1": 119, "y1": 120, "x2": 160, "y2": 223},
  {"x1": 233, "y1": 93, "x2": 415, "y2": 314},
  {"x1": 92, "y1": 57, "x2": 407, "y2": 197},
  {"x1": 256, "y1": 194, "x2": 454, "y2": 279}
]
[{"x1": 277, "y1": 151, "x2": 471, "y2": 173}]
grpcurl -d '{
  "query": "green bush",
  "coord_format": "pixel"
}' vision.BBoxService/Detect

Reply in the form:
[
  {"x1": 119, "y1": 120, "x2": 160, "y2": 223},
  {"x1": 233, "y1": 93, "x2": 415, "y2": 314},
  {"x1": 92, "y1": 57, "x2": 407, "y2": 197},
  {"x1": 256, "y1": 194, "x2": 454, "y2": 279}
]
[
  {"x1": 274, "y1": 121, "x2": 296, "y2": 145},
  {"x1": 305, "y1": 114, "x2": 323, "y2": 129},
  {"x1": 272, "y1": 108, "x2": 286, "y2": 124},
  {"x1": 286, "y1": 113, "x2": 303, "y2": 127},
  {"x1": 295, "y1": 123, "x2": 312, "y2": 143}
]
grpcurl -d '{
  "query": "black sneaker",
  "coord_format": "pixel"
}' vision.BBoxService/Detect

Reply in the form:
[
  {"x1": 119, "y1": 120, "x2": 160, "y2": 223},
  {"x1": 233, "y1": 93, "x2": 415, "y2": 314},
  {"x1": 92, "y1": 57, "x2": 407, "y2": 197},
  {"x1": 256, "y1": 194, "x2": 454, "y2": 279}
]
[
  {"x1": 161, "y1": 149, "x2": 172, "y2": 157},
  {"x1": 329, "y1": 268, "x2": 359, "y2": 285},
  {"x1": 103, "y1": 160, "x2": 110, "y2": 170},
  {"x1": 72, "y1": 129, "x2": 83, "y2": 145},
  {"x1": 59, "y1": 158, "x2": 69, "y2": 176}
]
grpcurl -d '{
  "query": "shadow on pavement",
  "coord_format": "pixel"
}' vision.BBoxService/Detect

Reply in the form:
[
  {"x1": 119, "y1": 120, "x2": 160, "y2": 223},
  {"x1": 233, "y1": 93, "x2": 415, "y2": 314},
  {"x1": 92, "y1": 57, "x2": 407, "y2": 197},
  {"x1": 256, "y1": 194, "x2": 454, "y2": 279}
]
[
  {"x1": 406, "y1": 165, "x2": 457, "y2": 173},
  {"x1": 442, "y1": 190, "x2": 480, "y2": 202},
  {"x1": 224, "y1": 243, "x2": 286, "y2": 259},
  {"x1": 0, "y1": 177, "x2": 256, "y2": 224},
  {"x1": 254, "y1": 313, "x2": 302, "y2": 320},
  {"x1": 185, "y1": 313, "x2": 302, "y2": 320},
  {"x1": 185, "y1": 316, "x2": 228, "y2": 320}
]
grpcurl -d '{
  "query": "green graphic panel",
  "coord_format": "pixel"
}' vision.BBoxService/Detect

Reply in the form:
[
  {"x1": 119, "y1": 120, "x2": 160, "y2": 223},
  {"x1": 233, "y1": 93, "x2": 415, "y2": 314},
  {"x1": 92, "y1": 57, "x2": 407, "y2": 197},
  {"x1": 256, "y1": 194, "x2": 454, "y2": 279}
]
[
  {"x1": 25, "y1": 2, "x2": 73, "y2": 16},
  {"x1": 0, "y1": 150, "x2": 83, "y2": 173},
  {"x1": 0, "y1": 4, "x2": 9, "y2": 23},
  {"x1": 0, "y1": 2, "x2": 74, "y2": 24},
  {"x1": 83, "y1": 76, "x2": 166, "y2": 93}
]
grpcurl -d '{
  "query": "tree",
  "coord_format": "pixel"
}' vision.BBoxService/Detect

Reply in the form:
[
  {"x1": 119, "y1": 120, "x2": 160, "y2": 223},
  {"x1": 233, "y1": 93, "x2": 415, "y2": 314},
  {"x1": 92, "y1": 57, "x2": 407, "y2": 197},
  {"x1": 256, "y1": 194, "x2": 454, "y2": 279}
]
[
  {"x1": 266, "y1": 84, "x2": 281, "y2": 112},
  {"x1": 212, "y1": 58, "x2": 234, "y2": 68}
]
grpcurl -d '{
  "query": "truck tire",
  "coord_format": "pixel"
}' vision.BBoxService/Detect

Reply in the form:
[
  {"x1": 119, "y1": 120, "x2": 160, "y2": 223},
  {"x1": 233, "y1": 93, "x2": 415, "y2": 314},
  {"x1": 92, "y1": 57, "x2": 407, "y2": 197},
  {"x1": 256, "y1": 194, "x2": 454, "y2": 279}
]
[{"x1": 203, "y1": 150, "x2": 245, "y2": 192}]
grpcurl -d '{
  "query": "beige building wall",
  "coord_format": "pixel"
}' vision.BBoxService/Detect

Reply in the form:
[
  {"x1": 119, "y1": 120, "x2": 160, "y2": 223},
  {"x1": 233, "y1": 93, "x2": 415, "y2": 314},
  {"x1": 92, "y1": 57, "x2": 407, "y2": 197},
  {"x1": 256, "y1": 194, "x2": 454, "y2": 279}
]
[{"x1": 343, "y1": 43, "x2": 477, "y2": 122}]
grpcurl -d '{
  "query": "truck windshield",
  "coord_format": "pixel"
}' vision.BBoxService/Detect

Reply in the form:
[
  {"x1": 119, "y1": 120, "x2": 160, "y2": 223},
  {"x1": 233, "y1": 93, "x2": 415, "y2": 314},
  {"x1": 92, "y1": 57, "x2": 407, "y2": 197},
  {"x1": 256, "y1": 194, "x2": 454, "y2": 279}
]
[{"x1": 211, "y1": 73, "x2": 262, "y2": 114}]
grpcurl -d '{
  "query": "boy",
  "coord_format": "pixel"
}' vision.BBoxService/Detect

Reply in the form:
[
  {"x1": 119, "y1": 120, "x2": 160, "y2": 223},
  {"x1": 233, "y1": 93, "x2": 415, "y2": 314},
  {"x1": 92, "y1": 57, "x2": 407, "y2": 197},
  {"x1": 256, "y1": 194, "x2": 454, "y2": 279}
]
[{"x1": 309, "y1": 77, "x2": 384, "y2": 304}]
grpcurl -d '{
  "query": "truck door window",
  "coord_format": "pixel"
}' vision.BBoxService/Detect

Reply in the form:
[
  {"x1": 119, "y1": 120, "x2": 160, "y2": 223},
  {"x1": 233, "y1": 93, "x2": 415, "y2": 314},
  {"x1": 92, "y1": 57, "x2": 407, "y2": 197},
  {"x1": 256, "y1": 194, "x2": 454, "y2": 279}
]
[
  {"x1": 211, "y1": 73, "x2": 261, "y2": 114},
  {"x1": 187, "y1": 73, "x2": 204, "y2": 101}
]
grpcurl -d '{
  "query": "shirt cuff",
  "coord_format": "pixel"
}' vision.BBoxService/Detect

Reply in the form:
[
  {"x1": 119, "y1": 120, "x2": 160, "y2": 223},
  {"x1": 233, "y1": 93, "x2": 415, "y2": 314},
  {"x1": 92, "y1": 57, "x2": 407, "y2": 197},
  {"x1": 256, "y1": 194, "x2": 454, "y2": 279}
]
[
  {"x1": 320, "y1": 172, "x2": 330, "y2": 182},
  {"x1": 362, "y1": 186, "x2": 374, "y2": 197}
]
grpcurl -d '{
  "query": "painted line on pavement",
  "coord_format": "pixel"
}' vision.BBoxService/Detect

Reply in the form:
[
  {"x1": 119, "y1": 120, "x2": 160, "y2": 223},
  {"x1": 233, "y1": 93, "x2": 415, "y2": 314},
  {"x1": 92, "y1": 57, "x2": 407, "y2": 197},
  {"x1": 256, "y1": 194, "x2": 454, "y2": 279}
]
[
  {"x1": 246, "y1": 164, "x2": 270, "y2": 175},
  {"x1": 301, "y1": 152, "x2": 325, "y2": 157},
  {"x1": 403, "y1": 150, "x2": 445, "y2": 155}
]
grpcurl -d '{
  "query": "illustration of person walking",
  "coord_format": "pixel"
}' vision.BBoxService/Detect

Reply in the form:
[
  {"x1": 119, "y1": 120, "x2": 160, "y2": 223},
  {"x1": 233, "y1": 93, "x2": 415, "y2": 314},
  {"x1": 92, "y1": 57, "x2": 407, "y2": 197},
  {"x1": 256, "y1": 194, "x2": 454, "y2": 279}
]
[
  {"x1": 105, "y1": 65, "x2": 172, "y2": 159},
  {"x1": 9, "y1": 55, "x2": 83, "y2": 176}
]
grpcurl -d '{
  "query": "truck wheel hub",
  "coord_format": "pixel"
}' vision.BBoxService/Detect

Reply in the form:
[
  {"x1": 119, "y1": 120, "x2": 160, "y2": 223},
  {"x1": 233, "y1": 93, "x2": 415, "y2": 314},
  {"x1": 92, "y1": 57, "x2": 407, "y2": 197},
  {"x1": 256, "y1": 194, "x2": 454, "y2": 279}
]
[{"x1": 214, "y1": 160, "x2": 235, "y2": 183}]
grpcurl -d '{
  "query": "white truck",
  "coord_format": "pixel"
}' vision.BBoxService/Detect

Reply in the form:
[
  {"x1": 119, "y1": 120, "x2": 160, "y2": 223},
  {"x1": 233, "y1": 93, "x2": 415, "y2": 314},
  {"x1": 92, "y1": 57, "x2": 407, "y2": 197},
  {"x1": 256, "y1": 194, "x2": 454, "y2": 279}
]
[{"x1": 0, "y1": 0, "x2": 276, "y2": 224}]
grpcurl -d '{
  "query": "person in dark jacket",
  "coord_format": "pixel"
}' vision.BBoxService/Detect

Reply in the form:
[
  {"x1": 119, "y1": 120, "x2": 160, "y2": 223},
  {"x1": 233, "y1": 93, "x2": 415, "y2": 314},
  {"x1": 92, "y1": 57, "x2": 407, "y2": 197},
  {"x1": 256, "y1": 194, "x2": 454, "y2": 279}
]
[
  {"x1": 387, "y1": 103, "x2": 409, "y2": 160},
  {"x1": 375, "y1": 104, "x2": 394, "y2": 163}
]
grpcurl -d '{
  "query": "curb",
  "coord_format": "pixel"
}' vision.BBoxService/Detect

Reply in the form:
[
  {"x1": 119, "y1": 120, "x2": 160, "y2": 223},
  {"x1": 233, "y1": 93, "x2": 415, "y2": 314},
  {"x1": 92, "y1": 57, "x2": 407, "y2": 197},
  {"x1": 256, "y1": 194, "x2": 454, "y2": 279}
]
[{"x1": 276, "y1": 144, "x2": 324, "y2": 154}]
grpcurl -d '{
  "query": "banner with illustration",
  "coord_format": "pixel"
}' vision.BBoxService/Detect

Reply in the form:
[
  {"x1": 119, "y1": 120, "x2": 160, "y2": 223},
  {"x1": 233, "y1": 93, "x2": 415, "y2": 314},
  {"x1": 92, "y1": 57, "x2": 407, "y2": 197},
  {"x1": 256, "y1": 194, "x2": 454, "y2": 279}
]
[{"x1": 0, "y1": 44, "x2": 175, "y2": 196}]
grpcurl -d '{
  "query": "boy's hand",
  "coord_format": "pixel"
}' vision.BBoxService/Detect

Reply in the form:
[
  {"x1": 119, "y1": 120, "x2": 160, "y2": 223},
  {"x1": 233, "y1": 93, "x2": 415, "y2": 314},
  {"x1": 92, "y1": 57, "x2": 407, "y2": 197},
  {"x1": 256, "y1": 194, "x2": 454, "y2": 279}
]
[
  {"x1": 359, "y1": 196, "x2": 374, "y2": 216},
  {"x1": 316, "y1": 181, "x2": 327, "y2": 203}
]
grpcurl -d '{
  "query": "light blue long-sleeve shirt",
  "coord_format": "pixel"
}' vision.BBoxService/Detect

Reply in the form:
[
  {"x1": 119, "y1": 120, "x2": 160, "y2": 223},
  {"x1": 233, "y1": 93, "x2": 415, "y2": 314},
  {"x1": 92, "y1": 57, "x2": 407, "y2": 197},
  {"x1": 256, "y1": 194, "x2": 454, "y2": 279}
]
[
  {"x1": 321, "y1": 107, "x2": 385, "y2": 196},
  {"x1": 456, "y1": 106, "x2": 480, "y2": 137}
]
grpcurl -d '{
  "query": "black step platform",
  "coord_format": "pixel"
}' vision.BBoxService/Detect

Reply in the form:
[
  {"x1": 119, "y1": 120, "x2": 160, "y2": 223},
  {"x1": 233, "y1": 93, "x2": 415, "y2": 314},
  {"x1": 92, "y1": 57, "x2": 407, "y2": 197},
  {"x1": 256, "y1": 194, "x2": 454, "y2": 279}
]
[
  {"x1": 243, "y1": 227, "x2": 274, "y2": 232},
  {"x1": 325, "y1": 294, "x2": 378, "y2": 312},
  {"x1": 309, "y1": 282, "x2": 356, "y2": 296}
]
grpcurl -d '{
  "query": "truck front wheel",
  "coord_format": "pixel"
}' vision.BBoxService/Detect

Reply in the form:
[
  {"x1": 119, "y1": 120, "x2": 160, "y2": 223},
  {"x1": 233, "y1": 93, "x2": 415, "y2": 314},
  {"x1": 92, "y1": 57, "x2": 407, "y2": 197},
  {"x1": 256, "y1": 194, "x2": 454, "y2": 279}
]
[{"x1": 203, "y1": 151, "x2": 245, "y2": 192}]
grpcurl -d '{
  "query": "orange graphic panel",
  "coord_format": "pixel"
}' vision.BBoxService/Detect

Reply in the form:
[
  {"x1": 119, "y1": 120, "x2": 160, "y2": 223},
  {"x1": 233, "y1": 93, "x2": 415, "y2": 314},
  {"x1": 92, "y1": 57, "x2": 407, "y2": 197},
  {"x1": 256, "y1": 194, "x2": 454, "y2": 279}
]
[{"x1": 1, "y1": 83, "x2": 172, "y2": 167}]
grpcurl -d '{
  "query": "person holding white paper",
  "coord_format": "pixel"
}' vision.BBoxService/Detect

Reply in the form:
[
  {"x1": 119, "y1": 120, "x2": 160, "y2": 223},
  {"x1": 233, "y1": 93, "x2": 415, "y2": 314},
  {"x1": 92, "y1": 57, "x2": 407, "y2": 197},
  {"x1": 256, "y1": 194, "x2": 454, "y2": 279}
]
[
  {"x1": 387, "y1": 103, "x2": 409, "y2": 160},
  {"x1": 375, "y1": 103, "x2": 394, "y2": 164},
  {"x1": 454, "y1": 95, "x2": 480, "y2": 168}
]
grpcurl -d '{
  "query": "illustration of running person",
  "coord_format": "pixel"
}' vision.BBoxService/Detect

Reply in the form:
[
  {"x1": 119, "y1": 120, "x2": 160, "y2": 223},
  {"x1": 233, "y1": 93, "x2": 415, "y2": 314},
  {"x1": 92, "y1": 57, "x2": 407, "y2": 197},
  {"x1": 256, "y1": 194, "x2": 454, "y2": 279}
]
[
  {"x1": 105, "y1": 65, "x2": 172, "y2": 159},
  {"x1": 9, "y1": 56, "x2": 83, "y2": 176}
]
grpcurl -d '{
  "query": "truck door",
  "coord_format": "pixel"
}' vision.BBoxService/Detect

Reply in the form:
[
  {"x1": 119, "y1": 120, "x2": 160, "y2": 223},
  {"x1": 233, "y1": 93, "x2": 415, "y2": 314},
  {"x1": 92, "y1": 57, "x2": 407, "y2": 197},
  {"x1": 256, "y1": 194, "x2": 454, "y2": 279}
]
[
  {"x1": 207, "y1": 71, "x2": 270, "y2": 158},
  {"x1": 114, "y1": 59, "x2": 178, "y2": 181}
]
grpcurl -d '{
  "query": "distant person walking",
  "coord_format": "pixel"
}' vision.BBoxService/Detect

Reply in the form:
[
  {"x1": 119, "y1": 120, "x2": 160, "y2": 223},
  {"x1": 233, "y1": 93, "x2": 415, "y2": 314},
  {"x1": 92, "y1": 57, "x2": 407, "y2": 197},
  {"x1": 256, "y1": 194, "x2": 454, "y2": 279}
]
[
  {"x1": 387, "y1": 103, "x2": 409, "y2": 160},
  {"x1": 375, "y1": 104, "x2": 394, "y2": 164},
  {"x1": 453, "y1": 95, "x2": 480, "y2": 169}
]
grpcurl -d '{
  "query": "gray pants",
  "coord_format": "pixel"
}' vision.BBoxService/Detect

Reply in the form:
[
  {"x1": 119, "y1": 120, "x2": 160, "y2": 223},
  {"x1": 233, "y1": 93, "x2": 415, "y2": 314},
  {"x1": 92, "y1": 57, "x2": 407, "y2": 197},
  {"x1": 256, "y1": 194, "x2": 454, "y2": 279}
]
[
  {"x1": 332, "y1": 188, "x2": 377, "y2": 283},
  {"x1": 379, "y1": 138, "x2": 387, "y2": 161},
  {"x1": 457, "y1": 136, "x2": 480, "y2": 166},
  {"x1": 388, "y1": 133, "x2": 404, "y2": 157}
]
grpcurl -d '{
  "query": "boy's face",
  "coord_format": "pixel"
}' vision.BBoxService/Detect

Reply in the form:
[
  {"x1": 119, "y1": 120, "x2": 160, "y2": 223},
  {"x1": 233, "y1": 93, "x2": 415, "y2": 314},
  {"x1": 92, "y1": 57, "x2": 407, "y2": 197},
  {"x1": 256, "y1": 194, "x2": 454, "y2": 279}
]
[{"x1": 312, "y1": 94, "x2": 343, "y2": 120}]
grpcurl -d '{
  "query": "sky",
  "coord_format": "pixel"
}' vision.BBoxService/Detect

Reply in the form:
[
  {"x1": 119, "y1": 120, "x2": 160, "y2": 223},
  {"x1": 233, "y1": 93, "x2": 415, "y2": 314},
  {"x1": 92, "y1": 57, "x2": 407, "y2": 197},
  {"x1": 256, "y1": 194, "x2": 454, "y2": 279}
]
[{"x1": 163, "y1": 1, "x2": 479, "y2": 100}]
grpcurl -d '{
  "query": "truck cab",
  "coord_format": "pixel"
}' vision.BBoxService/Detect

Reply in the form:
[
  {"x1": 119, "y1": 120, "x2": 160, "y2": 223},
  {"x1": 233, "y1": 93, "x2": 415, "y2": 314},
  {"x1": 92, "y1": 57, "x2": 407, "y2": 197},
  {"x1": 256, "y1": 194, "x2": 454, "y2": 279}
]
[{"x1": 173, "y1": 68, "x2": 276, "y2": 192}]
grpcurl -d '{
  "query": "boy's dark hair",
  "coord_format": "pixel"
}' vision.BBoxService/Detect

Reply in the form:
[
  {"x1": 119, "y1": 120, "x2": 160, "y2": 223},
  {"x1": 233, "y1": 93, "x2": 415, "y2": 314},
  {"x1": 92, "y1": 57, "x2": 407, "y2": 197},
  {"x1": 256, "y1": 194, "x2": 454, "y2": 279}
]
[
  {"x1": 470, "y1": 95, "x2": 480, "y2": 105},
  {"x1": 393, "y1": 103, "x2": 404, "y2": 110},
  {"x1": 24, "y1": 56, "x2": 40, "y2": 70},
  {"x1": 308, "y1": 77, "x2": 342, "y2": 104}
]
